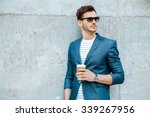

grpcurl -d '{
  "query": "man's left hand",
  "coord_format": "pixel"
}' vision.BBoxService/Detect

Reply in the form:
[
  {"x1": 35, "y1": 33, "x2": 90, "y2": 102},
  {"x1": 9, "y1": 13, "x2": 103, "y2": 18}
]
[{"x1": 76, "y1": 69, "x2": 96, "y2": 82}]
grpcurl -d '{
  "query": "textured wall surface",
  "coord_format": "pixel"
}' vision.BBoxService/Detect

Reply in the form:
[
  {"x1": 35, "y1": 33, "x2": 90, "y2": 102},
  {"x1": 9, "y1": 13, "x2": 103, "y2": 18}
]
[{"x1": 0, "y1": 0, "x2": 150, "y2": 99}]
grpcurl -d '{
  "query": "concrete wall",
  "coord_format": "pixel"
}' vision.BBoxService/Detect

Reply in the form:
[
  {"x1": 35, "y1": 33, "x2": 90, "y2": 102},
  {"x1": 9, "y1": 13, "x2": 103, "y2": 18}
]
[{"x1": 0, "y1": 0, "x2": 150, "y2": 99}]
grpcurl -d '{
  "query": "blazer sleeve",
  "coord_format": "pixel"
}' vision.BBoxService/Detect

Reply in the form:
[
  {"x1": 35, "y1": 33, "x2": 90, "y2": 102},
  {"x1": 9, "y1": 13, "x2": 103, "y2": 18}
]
[
  {"x1": 107, "y1": 41, "x2": 124, "y2": 85},
  {"x1": 64, "y1": 44, "x2": 74, "y2": 89}
]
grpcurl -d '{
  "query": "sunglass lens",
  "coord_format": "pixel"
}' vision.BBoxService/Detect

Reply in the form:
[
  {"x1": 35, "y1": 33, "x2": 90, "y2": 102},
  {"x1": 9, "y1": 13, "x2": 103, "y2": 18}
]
[
  {"x1": 87, "y1": 18, "x2": 93, "y2": 22},
  {"x1": 95, "y1": 17, "x2": 99, "y2": 22},
  {"x1": 87, "y1": 17, "x2": 99, "y2": 22}
]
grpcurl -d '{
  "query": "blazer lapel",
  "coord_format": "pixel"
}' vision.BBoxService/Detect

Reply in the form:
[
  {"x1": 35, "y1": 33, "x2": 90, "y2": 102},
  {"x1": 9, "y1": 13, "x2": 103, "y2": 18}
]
[
  {"x1": 76, "y1": 38, "x2": 82, "y2": 64},
  {"x1": 84, "y1": 34, "x2": 103, "y2": 64}
]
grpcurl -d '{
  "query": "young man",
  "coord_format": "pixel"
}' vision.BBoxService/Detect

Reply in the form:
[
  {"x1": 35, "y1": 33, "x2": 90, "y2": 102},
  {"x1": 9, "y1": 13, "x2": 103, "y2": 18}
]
[{"x1": 64, "y1": 5, "x2": 124, "y2": 100}]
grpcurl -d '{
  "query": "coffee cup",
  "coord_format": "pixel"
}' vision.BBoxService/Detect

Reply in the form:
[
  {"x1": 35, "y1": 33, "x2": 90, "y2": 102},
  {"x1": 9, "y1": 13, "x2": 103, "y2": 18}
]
[{"x1": 76, "y1": 64, "x2": 86, "y2": 73}]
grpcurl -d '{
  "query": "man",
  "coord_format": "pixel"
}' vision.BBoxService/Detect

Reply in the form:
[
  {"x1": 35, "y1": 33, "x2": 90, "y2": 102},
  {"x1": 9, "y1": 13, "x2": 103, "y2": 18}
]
[{"x1": 64, "y1": 5, "x2": 124, "y2": 100}]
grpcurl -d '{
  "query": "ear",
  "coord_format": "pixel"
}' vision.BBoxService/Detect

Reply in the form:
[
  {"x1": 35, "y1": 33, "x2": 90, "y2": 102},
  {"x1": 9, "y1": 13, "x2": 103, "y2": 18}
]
[{"x1": 77, "y1": 20, "x2": 82, "y2": 27}]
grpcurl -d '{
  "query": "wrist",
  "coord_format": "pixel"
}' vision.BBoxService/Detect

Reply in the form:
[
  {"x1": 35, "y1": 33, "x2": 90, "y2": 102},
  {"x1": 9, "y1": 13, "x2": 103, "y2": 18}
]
[{"x1": 93, "y1": 74, "x2": 99, "y2": 82}]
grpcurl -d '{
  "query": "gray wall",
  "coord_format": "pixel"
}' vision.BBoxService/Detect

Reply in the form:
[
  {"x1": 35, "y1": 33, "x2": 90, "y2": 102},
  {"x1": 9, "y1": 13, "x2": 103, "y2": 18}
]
[{"x1": 0, "y1": 0, "x2": 150, "y2": 99}]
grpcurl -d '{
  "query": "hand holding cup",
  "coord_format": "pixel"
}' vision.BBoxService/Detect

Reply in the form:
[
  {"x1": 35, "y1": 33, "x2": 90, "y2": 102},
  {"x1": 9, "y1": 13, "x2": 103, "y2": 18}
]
[{"x1": 76, "y1": 64, "x2": 86, "y2": 81}]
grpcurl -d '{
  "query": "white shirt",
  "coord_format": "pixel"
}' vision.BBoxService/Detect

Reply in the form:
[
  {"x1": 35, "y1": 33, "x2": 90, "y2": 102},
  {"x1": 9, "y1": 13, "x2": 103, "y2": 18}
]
[{"x1": 76, "y1": 37, "x2": 95, "y2": 100}]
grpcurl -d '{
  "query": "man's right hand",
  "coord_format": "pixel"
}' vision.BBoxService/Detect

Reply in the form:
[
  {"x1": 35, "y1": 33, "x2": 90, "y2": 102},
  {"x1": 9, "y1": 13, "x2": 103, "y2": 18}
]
[{"x1": 64, "y1": 88, "x2": 71, "y2": 100}]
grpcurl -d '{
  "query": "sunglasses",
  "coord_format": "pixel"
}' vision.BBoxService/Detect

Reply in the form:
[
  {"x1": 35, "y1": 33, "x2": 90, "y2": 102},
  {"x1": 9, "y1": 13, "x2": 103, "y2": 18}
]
[{"x1": 80, "y1": 17, "x2": 100, "y2": 23}]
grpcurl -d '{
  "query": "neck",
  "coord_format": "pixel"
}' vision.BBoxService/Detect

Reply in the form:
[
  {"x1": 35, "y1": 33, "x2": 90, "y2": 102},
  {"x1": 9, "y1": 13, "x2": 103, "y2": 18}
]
[{"x1": 82, "y1": 31, "x2": 96, "y2": 40}]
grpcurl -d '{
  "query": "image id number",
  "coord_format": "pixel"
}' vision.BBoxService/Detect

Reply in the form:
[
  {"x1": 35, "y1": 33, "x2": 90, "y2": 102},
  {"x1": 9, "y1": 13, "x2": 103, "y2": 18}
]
[{"x1": 81, "y1": 106, "x2": 135, "y2": 113}]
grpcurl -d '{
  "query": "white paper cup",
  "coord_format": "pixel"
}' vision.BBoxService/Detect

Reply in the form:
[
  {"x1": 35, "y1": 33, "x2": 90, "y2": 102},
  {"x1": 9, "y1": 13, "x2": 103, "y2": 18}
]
[{"x1": 77, "y1": 64, "x2": 86, "y2": 69}]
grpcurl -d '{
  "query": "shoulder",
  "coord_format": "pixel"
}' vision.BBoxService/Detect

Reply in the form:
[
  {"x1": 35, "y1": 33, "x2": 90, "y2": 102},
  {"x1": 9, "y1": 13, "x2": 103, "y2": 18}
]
[
  {"x1": 97, "y1": 35, "x2": 120, "y2": 55},
  {"x1": 98, "y1": 34, "x2": 117, "y2": 48},
  {"x1": 101, "y1": 36, "x2": 116, "y2": 45},
  {"x1": 69, "y1": 38, "x2": 81, "y2": 48},
  {"x1": 70, "y1": 38, "x2": 81, "y2": 44}
]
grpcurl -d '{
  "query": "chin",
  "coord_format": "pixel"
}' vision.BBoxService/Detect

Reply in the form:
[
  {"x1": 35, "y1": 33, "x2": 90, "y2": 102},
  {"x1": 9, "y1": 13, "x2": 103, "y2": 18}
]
[
  {"x1": 90, "y1": 29, "x2": 96, "y2": 33},
  {"x1": 89, "y1": 31, "x2": 96, "y2": 34},
  {"x1": 91, "y1": 28, "x2": 96, "y2": 31}
]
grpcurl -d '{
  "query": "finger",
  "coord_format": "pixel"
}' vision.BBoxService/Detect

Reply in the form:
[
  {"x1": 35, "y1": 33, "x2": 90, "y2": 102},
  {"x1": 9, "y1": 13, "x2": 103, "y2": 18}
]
[
  {"x1": 77, "y1": 75, "x2": 88, "y2": 80},
  {"x1": 77, "y1": 75, "x2": 83, "y2": 80},
  {"x1": 79, "y1": 75, "x2": 88, "y2": 80},
  {"x1": 78, "y1": 78, "x2": 83, "y2": 81},
  {"x1": 77, "y1": 68, "x2": 86, "y2": 72},
  {"x1": 76, "y1": 72, "x2": 85, "y2": 75},
  {"x1": 78, "y1": 77, "x2": 87, "y2": 81},
  {"x1": 78, "y1": 76, "x2": 86, "y2": 80},
  {"x1": 80, "y1": 74, "x2": 88, "y2": 78}
]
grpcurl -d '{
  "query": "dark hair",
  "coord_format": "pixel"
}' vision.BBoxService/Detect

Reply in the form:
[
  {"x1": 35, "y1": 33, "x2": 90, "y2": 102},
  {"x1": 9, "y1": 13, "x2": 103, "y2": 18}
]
[{"x1": 76, "y1": 5, "x2": 96, "y2": 20}]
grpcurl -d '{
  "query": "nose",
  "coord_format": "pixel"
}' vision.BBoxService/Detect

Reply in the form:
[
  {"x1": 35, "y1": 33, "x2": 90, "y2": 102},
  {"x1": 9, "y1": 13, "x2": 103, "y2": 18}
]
[{"x1": 92, "y1": 19, "x2": 96, "y2": 23}]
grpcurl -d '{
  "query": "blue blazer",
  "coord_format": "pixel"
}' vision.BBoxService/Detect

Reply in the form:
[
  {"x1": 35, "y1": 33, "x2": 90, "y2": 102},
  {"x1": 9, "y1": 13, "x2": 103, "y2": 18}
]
[{"x1": 64, "y1": 33, "x2": 124, "y2": 100}]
